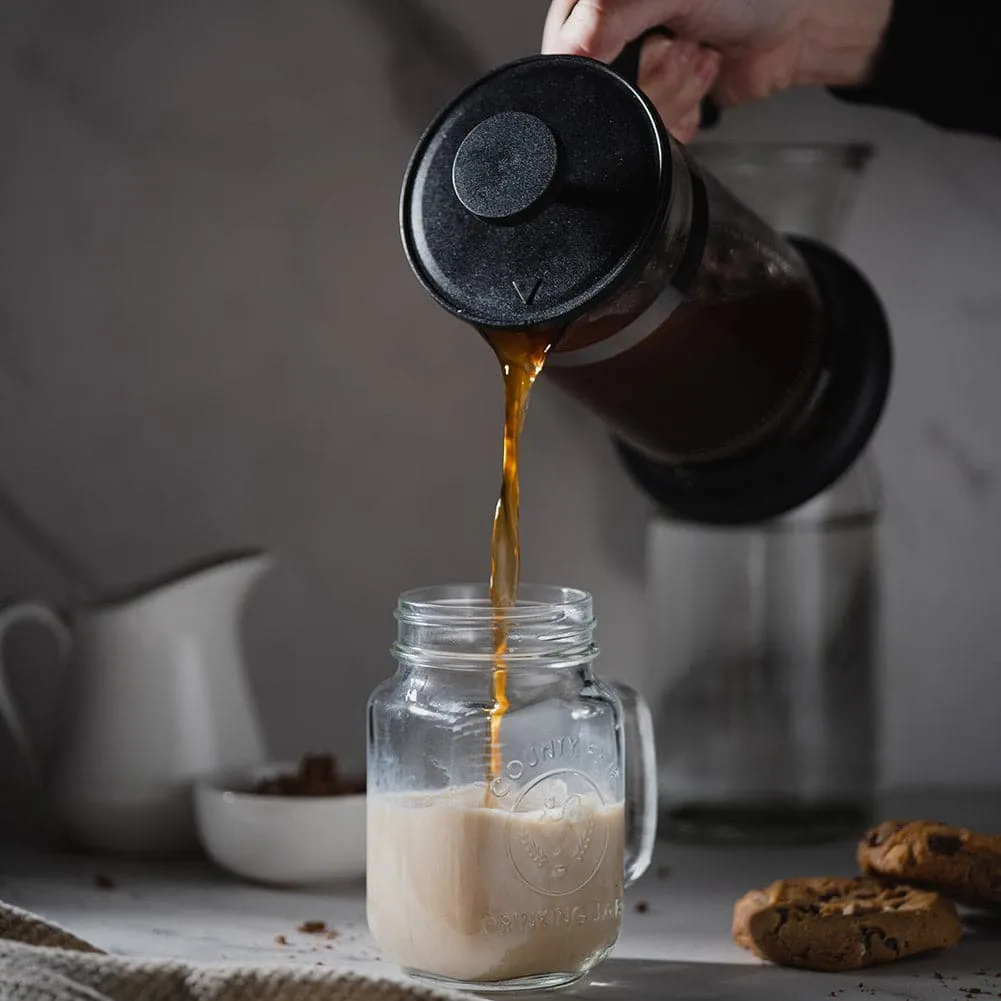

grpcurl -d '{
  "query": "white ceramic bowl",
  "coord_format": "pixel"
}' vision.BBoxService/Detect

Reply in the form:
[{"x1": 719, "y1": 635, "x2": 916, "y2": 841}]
[{"x1": 194, "y1": 762, "x2": 366, "y2": 885}]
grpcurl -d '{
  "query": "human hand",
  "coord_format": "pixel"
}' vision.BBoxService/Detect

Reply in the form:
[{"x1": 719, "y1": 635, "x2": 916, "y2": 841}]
[
  {"x1": 543, "y1": 0, "x2": 892, "y2": 138},
  {"x1": 627, "y1": 33, "x2": 721, "y2": 143}
]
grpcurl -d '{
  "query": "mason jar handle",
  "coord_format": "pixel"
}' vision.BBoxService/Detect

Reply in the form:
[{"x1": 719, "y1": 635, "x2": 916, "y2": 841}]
[
  {"x1": 608, "y1": 680, "x2": 657, "y2": 885},
  {"x1": 0, "y1": 601, "x2": 73, "y2": 778},
  {"x1": 611, "y1": 27, "x2": 721, "y2": 131}
]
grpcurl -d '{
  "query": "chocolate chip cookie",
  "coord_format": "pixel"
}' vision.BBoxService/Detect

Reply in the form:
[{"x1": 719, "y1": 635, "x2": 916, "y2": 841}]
[
  {"x1": 859, "y1": 820, "x2": 1001, "y2": 910},
  {"x1": 732, "y1": 876, "x2": 962, "y2": 971}
]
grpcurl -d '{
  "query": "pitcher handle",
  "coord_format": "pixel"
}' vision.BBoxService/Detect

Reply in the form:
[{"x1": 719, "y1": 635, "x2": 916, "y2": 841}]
[
  {"x1": 0, "y1": 602, "x2": 73, "y2": 778},
  {"x1": 610, "y1": 27, "x2": 721, "y2": 131},
  {"x1": 609, "y1": 680, "x2": 658, "y2": 885}
]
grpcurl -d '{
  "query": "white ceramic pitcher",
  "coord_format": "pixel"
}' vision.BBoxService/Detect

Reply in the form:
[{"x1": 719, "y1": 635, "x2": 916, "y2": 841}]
[{"x1": 0, "y1": 550, "x2": 269, "y2": 854}]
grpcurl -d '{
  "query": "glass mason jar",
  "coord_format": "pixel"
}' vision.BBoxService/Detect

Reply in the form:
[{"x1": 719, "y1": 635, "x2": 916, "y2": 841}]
[{"x1": 366, "y1": 584, "x2": 656, "y2": 992}]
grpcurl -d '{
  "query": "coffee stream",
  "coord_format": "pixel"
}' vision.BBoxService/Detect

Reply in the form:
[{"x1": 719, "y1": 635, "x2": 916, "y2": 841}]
[{"x1": 482, "y1": 328, "x2": 555, "y2": 795}]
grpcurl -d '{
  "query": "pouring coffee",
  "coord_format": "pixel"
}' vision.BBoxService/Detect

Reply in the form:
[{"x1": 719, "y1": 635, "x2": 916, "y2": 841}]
[
  {"x1": 375, "y1": 38, "x2": 893, "y2": 992},
  {"x1": 400, "y1": 44, "x2": 892, "y2": 525}
]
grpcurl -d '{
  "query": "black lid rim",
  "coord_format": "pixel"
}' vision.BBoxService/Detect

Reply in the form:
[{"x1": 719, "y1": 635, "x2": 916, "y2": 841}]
[{"x1": 399, "y1": 54, "x2": 674, "y2": 331}]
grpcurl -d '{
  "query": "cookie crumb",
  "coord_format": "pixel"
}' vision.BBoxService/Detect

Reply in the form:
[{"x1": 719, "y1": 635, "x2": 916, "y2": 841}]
[
  {"x1": 275, "y1": 934, "x2": 287, "y2": 946},
  {"x1": 323, "y1": 930, "x2": 339, "y2": 940},
  {"x1": 656, "y1": 865, "x2": 671, "y2": 880},
  {"x1": 93, "y1": 874, "x2": 116, "y2": 890},
  {"x1": 298, "y1": 920, "x2": 327, "y2": 934},
  {"x1": 634, "y1": 901, "x2": 649, "y2": 914},
  {"x1": 934, "y1": 973, "x2": 945, "y2": 981}
]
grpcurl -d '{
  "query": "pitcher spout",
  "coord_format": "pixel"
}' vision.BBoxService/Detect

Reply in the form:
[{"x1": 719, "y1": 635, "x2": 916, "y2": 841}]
[{"x1": 96, "y1": 548, "x2": 273, "y2": 627}]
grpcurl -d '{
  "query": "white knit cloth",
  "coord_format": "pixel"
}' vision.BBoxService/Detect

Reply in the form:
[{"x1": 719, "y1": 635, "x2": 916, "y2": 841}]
[{"x1": 0, "y1": 901, "x2": 470, "y2": 1001}]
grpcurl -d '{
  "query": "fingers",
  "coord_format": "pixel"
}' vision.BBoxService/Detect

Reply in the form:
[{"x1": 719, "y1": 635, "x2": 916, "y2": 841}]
[
  {"x1": 638, "y1": 36, "x2": 720, "y2": 142},
  {"x1": 711, "y1": 54, "x2": 785, "y2": 108},
  {"x1": 542, "y1": 0, "x2": 688, "y2": 61},
  {"x1": 541, "y1": 0, "x2": 720, "y2": 144},
  {"x1": 542, "y1": 0, "x2": 578, "y2": 54},
  {"x1": 709, "y1": 35, "x2": 799, "y2": 107},
  {"x1": 670, "y1": 107, "x2": 702, "y2": 144}
]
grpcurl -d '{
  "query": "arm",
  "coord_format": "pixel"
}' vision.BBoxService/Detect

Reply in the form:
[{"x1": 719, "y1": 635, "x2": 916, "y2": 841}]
[
  {"x1": 543, "y1": 0, "x2": 1000, "y2": 142},
  {"x1": 831, "y1": 0, "x2": 1001, "y2": 139}
]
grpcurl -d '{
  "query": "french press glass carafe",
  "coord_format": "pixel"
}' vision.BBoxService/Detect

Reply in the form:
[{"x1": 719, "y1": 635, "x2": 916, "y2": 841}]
[{"x1": 400, "y1": 47, "x2": 891, "y2": 524}]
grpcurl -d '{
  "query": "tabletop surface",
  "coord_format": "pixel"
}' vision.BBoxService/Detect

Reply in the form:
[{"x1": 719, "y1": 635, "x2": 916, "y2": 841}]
[{"x1": 2, "y1": 791, "x2": 1000, "y2": 1000}]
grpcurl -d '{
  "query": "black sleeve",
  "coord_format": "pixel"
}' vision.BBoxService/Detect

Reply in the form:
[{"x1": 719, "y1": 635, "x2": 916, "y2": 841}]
[{"x1": 829, "y1": 0, "x2": 1001, "y2": 139}]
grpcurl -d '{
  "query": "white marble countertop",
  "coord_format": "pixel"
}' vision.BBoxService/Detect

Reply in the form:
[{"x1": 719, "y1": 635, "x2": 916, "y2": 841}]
[{"x1": 2, "y1": 814, "x2": 1000, "y2": 1001}]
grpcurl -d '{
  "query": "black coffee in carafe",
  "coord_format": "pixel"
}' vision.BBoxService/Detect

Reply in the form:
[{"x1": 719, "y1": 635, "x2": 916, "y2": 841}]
[{"x1": 400, "y1": 45, "x2": 891, "y2": 525}]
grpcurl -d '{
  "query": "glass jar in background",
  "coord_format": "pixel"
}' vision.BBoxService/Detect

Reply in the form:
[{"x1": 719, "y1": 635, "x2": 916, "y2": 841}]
[
  {"x1": 366, "y1": 584, "x2": 657, "y2": 992},
  {"x1": 650, "y1": 143, "x2": 883, "y2": 845},
  {"x1": 651, "y1": 458, "x2": 880, "y2": 844},
  {"x1": 690, "y1": 142, "x2": 874, "y2": 246}
]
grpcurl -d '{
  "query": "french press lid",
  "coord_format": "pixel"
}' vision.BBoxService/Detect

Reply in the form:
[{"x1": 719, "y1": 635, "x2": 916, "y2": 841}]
[{"x1": 400, "y1": 56, "x2": 672, "y2": 329}]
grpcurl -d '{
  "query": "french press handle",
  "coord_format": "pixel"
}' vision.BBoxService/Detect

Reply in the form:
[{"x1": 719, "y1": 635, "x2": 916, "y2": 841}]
[{"x1": 611, "y1": 27, "x2": 721, "y2": 130}]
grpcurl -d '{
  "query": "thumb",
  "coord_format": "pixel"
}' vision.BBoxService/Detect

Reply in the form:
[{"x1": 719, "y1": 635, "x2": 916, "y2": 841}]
[{"x1": 543, "y1": 0, "x2": 689, "y2": 62}]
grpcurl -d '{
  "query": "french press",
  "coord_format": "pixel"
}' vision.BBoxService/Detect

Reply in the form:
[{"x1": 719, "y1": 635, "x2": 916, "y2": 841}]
[{"x1": 399, "y1": 40, "x2": 892, "y2": 524}]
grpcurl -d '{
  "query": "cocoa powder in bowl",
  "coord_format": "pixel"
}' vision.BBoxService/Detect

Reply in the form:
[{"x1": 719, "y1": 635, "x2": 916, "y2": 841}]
[{"x1": 253, "y1": 754, "x2": 365, "y2": 797}]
